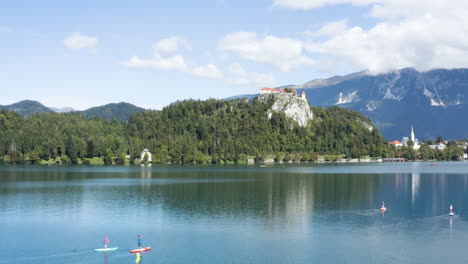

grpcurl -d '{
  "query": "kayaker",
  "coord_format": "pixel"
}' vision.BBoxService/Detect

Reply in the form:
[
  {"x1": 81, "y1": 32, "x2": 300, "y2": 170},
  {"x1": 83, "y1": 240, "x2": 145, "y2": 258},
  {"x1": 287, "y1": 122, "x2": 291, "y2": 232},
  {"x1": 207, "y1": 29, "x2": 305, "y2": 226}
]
[
  {"x1": 104, "y1": 235, "x2": 110, "y2": 248},
  {"x1": 137, "y1": 235, "x2": 143, "y2": 248}
]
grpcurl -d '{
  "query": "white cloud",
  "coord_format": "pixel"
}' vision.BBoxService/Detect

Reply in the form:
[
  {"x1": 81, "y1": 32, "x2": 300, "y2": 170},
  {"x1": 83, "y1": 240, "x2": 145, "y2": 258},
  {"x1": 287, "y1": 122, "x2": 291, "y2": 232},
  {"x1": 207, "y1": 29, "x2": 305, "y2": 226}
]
[
  {"x1": 304, "y1": 19, "x2": 349, "y2": 37},
  {"x1": 305, "y1": 14, "x2": 468, "y2": 72},
  {"x1": 153, "y1": 36, "x2": 188, "y2": 57},
  {"x1": 123, "y1": 54, "x2": 187, "y2": 71},
  {"x1": 271, "y1": 0, "x2": 468, "y2": 73},
  {"x1": 218, "y1": 32, "x2": 314, "y2": 72},
  {"x1": 273, "y1": 0, "x2": 374, "y2": 10},
  {"x1": 122, "y1": 37, "x2": 188, "y2": 71},
  {"x1": 227, "y1": 63, "x2": 277, "y2": 87},
  {"x1": 251, "y1": 72, "x2": 277, "y2": 87},
  {"x1": 274, "y1": 0, "x2": 468, "y2": 19},
  {"x1": 123, "y1": 37, "x2": 224, "y2": 80},
  {"x1": 64, "y1": 32, "x2": 98, "y2": 51},
  {"x1": 192, "y1": 64, "x2": 223, "y2": 79},
  {"x1": 228, "y1": 63, "x2": 248, "y2": 76}
]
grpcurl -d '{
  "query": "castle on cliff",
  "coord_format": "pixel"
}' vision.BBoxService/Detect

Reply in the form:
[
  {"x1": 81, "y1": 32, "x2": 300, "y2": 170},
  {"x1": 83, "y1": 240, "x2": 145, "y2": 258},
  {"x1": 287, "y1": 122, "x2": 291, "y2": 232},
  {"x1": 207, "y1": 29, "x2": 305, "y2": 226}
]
[{"x1": 260, "y1": 87, "x2": 307, "y2": 101}]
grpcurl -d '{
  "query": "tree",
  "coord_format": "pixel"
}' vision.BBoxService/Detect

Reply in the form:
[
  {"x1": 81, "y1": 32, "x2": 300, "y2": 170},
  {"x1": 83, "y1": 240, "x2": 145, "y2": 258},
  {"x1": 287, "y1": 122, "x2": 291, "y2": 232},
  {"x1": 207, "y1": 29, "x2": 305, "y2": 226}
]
[
  {"x1": 66, "y1": 137, "x2": 79, "y2": 165},
  {"x1": 103, "y1": 150, "x2": 113, "y2": 165},
  {"x1": 419, "y1": 144, "x2": 434, "y2": 161},
  {"x1": 274, "y1": 153, "x2": 282, "y2": 162},
  {"x1": 115, "y1": 153, "x2": 127, "y2": 165},
  {"x1": 29, "y1": 151, "x2": 42, "y2": 164},
  {"x1": 8, "y1": 140, "x2": 19, "y2": 164}
]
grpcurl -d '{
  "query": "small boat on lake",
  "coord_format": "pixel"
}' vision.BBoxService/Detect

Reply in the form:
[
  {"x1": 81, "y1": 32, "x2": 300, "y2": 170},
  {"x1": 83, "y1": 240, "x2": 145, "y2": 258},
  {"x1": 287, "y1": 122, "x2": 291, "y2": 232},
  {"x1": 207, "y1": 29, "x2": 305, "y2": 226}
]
[{"x1": 449, "y1": 204, "x2": 454, "y2": 217}]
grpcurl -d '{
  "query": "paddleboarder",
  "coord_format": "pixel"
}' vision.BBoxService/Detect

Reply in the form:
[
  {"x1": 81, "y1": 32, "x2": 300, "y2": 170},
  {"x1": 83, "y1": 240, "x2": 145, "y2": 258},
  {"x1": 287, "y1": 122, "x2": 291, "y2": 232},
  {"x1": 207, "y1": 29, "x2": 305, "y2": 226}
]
[
  {"x1": 380, "y1": 201, "x2": 387, "y2": 212},
  {"x1": 137, "y1": 235, "x2": 143, "y2": 248},
  {"x1": 104, "y1": 235, "x2": 110, "y2": 248}
]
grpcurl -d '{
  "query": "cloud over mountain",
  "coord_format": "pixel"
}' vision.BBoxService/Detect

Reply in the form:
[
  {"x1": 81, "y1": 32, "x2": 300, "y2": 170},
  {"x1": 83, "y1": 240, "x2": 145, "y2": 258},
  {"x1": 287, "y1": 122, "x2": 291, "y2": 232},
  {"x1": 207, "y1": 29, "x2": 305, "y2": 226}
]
[{"x1": 275, "y1": 0, "x2": 468, "y2": 73}]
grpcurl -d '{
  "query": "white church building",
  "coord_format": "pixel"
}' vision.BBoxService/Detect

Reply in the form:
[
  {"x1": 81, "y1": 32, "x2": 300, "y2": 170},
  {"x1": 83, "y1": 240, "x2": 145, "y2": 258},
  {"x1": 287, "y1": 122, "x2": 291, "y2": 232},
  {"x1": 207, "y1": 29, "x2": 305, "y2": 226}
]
[{"x1": 402, "y1": 125, "x2": 420, "y2": 150}]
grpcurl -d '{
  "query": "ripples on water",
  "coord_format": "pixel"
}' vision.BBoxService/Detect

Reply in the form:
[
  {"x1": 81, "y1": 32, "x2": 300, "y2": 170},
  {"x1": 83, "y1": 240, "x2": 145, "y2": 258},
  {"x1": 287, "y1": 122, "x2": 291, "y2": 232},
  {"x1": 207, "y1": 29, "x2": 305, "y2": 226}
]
[{"x1": 0, "y1": 162, "x2": 467, "y2": 263}]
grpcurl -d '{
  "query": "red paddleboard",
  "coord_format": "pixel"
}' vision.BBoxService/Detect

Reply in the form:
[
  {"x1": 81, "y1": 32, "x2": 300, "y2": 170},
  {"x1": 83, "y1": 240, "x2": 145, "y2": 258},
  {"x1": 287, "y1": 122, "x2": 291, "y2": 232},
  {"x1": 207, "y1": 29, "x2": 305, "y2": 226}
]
[{"x1": 130, "y1": 247, "x2": 151, "y2": 253}]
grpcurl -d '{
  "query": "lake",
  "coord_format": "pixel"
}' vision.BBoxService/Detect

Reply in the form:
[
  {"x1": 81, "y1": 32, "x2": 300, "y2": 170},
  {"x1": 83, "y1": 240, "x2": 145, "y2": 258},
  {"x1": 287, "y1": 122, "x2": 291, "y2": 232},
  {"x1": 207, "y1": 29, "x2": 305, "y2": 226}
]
[{"x1": 1, "y1": 162, "x2": 468, "y2": 263}]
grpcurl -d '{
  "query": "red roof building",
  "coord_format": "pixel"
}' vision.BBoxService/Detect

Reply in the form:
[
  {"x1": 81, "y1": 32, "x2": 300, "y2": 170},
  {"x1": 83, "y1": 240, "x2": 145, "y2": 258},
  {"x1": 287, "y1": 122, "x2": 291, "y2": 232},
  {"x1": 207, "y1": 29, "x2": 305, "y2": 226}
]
[
  {"x1": 260, "y1": 87, "x2": 279, "y2": 94},
  {"x1": 389, "y1": 140, "x2": 403, "y2": 147}
]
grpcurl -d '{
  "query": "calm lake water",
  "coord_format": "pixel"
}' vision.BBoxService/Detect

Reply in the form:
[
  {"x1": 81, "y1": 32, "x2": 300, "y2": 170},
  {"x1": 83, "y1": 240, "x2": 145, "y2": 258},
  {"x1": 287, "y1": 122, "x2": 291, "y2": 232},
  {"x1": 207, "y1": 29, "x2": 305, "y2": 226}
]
[{"x1": 1, "y1": 162, "x2": 468, "y2": 263}]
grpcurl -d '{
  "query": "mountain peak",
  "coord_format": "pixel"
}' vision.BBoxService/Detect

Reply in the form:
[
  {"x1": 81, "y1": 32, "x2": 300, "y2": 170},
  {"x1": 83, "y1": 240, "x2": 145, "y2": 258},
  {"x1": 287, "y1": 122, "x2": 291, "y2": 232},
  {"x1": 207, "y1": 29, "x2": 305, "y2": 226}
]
[
  {"x1": 2, "y1": 100, "x2": 53, "y2": 117},
  {"x1": 0, "y1": 100, "x2": 147, "y2": 121},
  {"x1": 81, "y1": 102, "x2": 146, "y2": 121}
]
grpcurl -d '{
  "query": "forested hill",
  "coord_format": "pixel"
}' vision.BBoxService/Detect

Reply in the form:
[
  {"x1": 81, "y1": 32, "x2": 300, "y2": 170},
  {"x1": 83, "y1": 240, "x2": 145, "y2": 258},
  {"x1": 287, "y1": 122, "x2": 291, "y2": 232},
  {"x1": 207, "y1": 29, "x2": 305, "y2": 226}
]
[
  {"x1": 81, "y1": 102, "x2": 146, "y2": 121},
  {"x1": 0, "y1": 100, "x2": 146, "y2": 121},
  {"x1": 1, "y1": 100, "x2": 53, "y2": 117},
  {"x1": 0, "y1": 97, "x2": 388, "y2": 164}
]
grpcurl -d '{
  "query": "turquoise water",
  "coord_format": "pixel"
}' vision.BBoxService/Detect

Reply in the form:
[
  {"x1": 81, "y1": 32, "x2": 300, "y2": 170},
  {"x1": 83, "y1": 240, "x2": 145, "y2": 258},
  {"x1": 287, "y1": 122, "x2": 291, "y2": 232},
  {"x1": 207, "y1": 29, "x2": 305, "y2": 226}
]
[{"x1": 0, "y1": 162, "x2": 467, "y2": 263}]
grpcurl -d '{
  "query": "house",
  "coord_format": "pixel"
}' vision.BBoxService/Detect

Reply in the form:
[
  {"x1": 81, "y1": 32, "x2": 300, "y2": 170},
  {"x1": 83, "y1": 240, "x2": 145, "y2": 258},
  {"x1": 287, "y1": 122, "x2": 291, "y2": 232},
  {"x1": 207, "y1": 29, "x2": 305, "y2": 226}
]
[
  {"x1": 389, "y1": 140, "x2": 403, "y2": 147},
  {"x1": 429, "y1": 142, "x2": 447, "y2": 151},
  {"x1": 140, "y1": 149, "x2": 152, "y2": 162},
  {"x1": 260, "y1": 87, "x2": 279, "y2": 94}
]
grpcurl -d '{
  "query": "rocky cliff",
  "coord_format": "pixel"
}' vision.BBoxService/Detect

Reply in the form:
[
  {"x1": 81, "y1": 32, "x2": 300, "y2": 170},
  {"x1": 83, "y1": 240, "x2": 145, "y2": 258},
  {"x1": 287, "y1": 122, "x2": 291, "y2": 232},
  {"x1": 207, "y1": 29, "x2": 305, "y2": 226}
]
[{"x1": 258, "y1": 93, "x2": 313, "y2": 127}]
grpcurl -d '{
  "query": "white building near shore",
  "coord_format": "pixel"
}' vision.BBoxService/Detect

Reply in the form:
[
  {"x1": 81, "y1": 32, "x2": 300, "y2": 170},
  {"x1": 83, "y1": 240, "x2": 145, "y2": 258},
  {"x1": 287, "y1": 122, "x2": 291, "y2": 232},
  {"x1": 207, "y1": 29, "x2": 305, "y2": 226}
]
[
  {"x1": 429, "y1": 142, "x2": 447, "y2": 151},
  {"x1": 402, "y1": 125, "x2": 420, "y2": 150},
  {"x1": 140, "y1": 149, "x2": 152, "y2": 162}
]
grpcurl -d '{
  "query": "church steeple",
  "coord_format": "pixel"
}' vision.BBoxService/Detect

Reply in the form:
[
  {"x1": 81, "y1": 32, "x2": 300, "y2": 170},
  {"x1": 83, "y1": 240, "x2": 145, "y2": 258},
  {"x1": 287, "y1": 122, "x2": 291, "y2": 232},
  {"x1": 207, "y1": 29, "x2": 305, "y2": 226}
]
[{"x1": 410, "y1": 125, "x2": 415, "y2": 142}]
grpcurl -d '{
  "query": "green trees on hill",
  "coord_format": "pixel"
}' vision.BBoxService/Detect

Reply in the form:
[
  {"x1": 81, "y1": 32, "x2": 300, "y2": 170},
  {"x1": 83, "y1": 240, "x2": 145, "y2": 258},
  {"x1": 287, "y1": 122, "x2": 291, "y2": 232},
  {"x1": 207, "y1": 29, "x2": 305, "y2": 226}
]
[{"x1": 0, "y1": 98, "x2": 389, "y2": 164}]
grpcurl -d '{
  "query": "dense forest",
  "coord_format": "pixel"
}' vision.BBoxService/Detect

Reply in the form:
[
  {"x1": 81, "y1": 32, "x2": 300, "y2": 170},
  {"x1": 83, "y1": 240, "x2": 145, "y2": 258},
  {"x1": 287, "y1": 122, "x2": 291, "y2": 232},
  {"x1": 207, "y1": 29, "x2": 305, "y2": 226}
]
[{"x1": 0, "y1": 97, "x2": 458, "y2": 165}]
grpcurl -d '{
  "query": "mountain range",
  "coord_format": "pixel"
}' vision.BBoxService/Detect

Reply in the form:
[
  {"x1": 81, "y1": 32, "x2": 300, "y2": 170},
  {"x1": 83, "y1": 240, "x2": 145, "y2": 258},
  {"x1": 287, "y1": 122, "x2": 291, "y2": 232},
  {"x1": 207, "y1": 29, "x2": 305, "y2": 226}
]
[
  {"x1": 0, "y1": 100, "x2": 146, "y2": 121},
  {"x1": 234, "y1": 68, "x2": 468, "y2": 140},
  {"x1": 5, "y1": 67, "x2": 468, "y2": 140}
]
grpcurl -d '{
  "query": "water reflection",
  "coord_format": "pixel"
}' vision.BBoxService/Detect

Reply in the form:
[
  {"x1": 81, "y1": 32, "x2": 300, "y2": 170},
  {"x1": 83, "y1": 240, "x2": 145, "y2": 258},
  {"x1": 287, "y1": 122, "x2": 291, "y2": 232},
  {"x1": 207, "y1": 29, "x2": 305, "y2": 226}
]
[
  {"x1": 135, "y1": 253, "x2": 142, "y2": 263},
  {"x1": 411, "y1": 172, "x2": 420, "y2": 207},
  {"x1": 2, "y1": 167, "x2": 468, "y2": 222},
  {"x1": 2, "y1": 164, "x2": 468, "y2": 263}
]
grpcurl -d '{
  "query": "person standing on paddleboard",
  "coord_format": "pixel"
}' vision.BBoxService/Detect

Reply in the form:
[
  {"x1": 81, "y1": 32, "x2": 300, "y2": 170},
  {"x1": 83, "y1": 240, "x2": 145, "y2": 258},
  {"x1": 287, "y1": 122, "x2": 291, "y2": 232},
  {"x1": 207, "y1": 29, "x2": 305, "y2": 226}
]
[
  {"x1": 137, "y1": 235, "x2": 143, "y2": 248},
  {"x1": 104, "y1": 235, "x2": 110, "y2": 248}
]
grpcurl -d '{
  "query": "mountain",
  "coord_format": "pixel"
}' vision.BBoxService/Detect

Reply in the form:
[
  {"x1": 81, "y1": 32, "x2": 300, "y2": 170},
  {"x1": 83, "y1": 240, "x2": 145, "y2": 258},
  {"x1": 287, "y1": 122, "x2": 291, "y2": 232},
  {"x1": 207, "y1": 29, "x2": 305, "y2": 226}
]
[
  {"x1": 2, "y1": 100, "x2": 53, "y2": 117},
  {"x1": 50, "y1": 107, "x2": 75, "y2": 113},
  {"x1": 299, "y1": 68, "x2": 468, "y2": 140},
  {"x1": 81, "y1": 102, "x2": 146, "y2": 121},
  {"x1": 230, "y1": 68, "x2": 468, "y2": 140},
  {"x1": 0, "y1": 100, "x2": 146, "y2": 121},
  {"x1": 300, "y1": 71, "x2": 367, "y2": 89}
]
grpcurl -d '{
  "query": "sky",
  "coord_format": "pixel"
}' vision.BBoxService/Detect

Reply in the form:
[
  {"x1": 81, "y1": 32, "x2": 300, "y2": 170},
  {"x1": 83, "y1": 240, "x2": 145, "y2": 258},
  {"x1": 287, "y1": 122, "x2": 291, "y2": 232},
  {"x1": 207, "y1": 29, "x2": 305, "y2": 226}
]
[{"x1": 1, "y1": 0, "x2": 467, "y2": 110}]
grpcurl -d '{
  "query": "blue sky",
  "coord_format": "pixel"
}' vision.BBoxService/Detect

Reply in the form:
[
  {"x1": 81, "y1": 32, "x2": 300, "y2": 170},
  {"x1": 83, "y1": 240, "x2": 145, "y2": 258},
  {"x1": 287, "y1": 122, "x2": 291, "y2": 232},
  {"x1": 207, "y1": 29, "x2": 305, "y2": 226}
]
[{"x1": 0, "y1": 0, "x2": 465, "y2": 109}]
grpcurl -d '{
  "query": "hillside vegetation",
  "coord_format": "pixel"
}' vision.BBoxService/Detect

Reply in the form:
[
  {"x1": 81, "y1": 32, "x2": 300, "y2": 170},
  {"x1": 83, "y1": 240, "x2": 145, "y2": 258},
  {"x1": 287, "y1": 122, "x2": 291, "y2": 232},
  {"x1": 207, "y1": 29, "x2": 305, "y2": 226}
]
[
  {"x1": 82, "y1": 102, "x2": 146, "y2": 121},
  {"x1": 0, "y1": 98, "x2": 388, "y2": 165}
]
